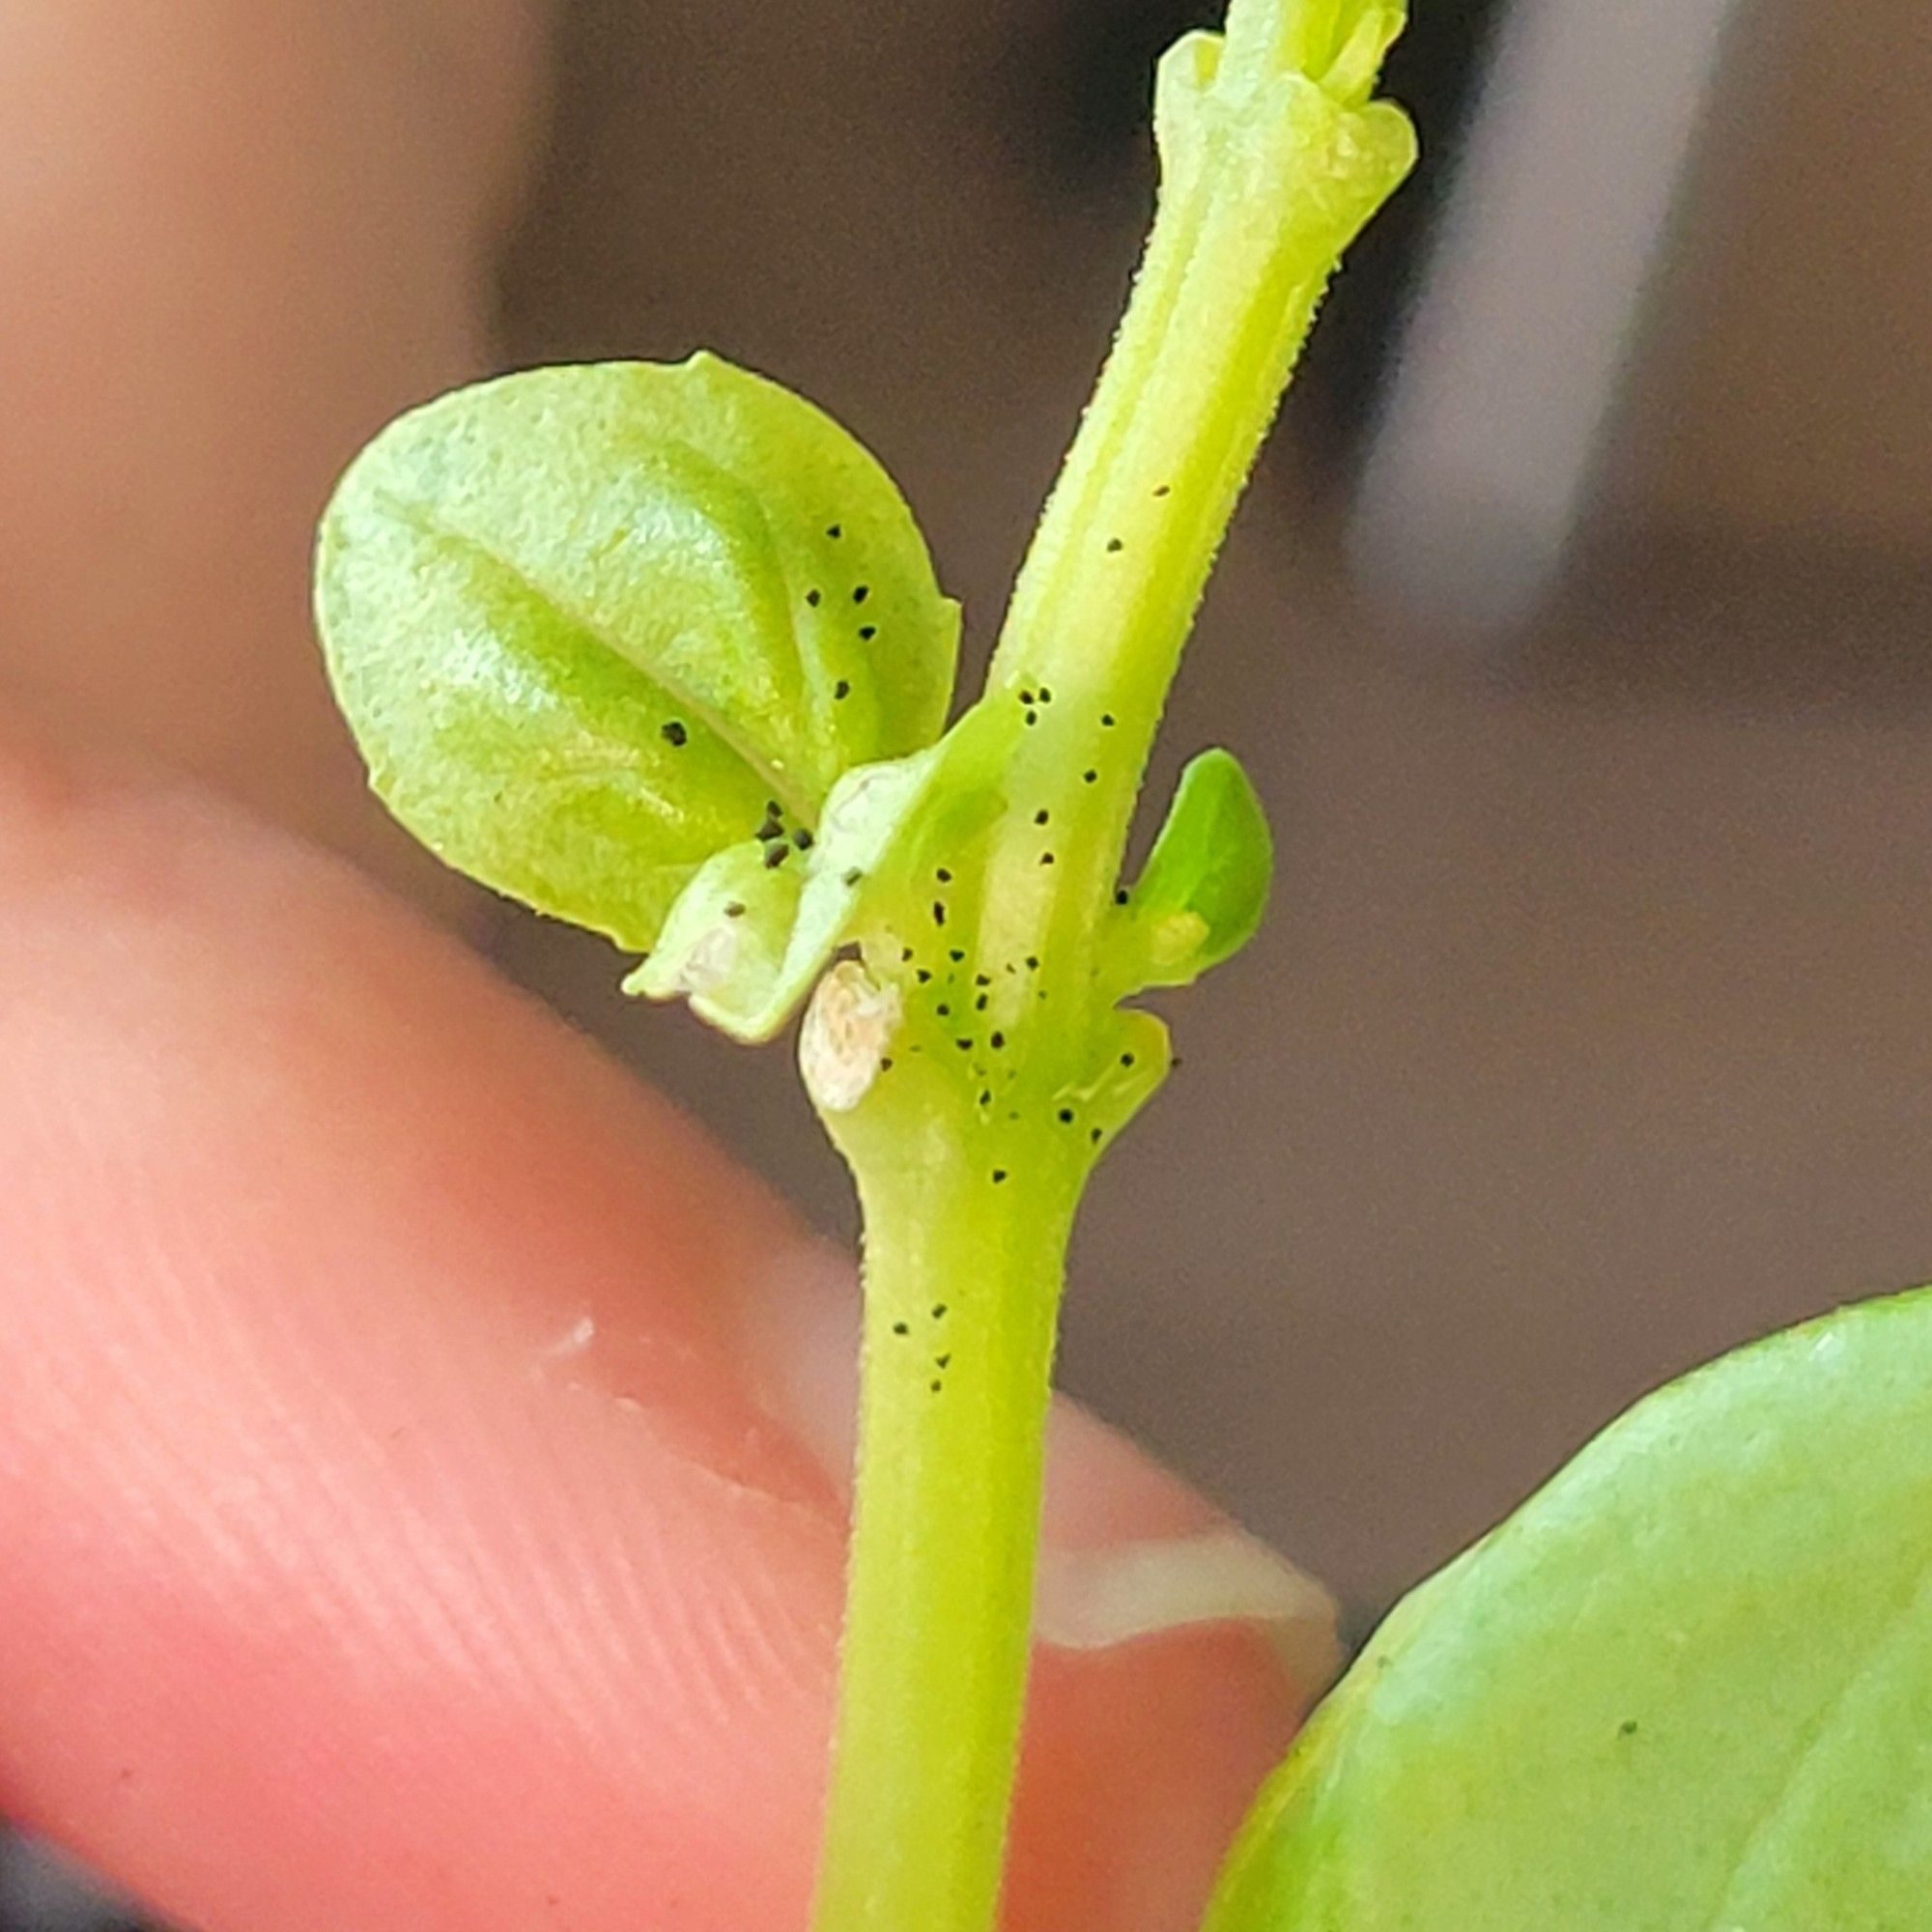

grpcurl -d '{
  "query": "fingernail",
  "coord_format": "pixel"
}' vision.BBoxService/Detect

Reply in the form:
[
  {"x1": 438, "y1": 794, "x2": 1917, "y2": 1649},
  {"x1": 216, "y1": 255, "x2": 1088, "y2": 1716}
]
[{"x1": 733, "y1": 1244, "x2": 1341, "y2": 1696}]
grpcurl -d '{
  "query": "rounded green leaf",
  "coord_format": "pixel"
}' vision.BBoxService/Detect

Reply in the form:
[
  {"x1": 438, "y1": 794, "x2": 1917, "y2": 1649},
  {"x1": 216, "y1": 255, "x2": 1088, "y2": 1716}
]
[
  {"x1": 1117, "y1": 747, "x2": 1272, "y2": 991},
  {"x1": 1207, "y1": 1287, "x2": 1932, "y2": 1932},
  {"x1": 315, "y1": 355, "x2": 958, "y2": 952}
]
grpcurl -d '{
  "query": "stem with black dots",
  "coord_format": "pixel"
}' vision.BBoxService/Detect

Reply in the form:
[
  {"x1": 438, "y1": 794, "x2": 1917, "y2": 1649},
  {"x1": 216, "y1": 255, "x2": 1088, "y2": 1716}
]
[{"x1": 805, "y1": 9, "x2": 1414, "y2": 1930}]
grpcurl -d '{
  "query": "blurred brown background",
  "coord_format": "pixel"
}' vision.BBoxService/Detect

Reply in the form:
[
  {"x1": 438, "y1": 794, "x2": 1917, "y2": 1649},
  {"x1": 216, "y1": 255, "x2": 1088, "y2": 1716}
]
[{"x1": 491, "y1": 0, "x2": 1932, "y2": 1618}]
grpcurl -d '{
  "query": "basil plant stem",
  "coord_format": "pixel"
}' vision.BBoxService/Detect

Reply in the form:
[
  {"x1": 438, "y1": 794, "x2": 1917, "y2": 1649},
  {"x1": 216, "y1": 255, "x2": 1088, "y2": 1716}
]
[
  {"x1": 313, "y1": 5, "x2": 1409, "y2": 1928},
  {"x1": 806, "y1": 11, "x2": 1414, "y2": 1930}
]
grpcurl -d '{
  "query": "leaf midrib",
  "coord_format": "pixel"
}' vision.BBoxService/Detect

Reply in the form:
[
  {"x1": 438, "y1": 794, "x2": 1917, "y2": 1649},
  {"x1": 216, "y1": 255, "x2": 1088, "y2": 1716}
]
[{"x1": 384, "y1": 489, "x2": 820, "y2": 827}]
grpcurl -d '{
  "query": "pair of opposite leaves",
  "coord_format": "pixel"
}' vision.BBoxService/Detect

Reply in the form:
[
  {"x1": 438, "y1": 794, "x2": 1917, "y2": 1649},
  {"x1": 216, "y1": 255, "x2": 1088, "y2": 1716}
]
[
  {"x1": 317, "y1": 355, "x2": 1268, "y2": 1055},
  {"x1": 316, "y1": 356, "x2": 1932, "y2": 1928}
]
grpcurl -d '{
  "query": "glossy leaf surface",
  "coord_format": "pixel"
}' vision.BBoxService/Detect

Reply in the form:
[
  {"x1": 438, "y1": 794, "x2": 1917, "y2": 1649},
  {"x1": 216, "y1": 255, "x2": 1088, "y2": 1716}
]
[
  {"x1": 1118, "y1": 749, "x2": 1272, "y2": 990},
  {"x1": 316, "y1": 355, "x2": 958, "y2": 952},
  {"x1": 1207, "y1": 1288, "x2": 1932, "y2": 1932}
]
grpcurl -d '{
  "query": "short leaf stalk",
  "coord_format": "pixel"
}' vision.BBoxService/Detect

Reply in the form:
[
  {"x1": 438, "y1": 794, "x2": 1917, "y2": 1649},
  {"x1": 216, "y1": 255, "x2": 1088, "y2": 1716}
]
[
  {"x1": 311, "y1": 4, "x2": 1409, "y2": 1928},
  {"x1": 807, "y1": 8, "x2": 1414, "y2": 1930}
]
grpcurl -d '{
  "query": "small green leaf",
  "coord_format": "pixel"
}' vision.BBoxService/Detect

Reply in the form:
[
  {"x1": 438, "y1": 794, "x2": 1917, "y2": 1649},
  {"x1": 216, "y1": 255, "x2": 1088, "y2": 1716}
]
[
  {"x1": 315, "y1": 354, "x2": 958, "y2": 952},
  {"x1": 1116, "y1": 748, "x2": 1272, "y2": 991},
  {"x1": 1205, "y1": 1287, "x2": 1932, "y2": 1932},
  {"x1": 630, "y1": 704, "x2": 1021, "y2": 1042}
]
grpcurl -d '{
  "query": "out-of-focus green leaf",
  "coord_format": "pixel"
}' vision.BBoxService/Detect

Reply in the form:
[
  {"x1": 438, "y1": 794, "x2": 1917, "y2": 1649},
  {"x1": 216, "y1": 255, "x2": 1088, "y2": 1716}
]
[
  {"x1": 315, "y1": 354, "x2": 958, "y2": 952},
  {"x1": 1206, "y1": 1288, "x2": 1932, "y2": 1932}
]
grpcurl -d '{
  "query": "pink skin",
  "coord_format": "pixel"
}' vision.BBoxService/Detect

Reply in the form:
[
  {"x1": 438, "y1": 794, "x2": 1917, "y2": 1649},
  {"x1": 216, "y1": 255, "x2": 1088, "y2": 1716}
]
[{"x1": 0, "y1": 6, "x2": 1314, "y2": 1927}]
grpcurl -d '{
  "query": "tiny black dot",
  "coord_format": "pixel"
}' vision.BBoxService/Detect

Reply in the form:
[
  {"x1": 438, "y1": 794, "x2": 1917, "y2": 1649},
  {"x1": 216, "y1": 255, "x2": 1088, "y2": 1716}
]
[
  {"x1": 917, "y1": 969, "x2": 933, "y2": 984},
  {"x1": 807, "y1": 588, "x2": 823, "y2": 607},
  {"x1": 936, "y1": 867, "x2": 952, "y2": 884},
  {"x1": 1091, "y1": 1127, "x2": 1104, "y2": 1144},
  {"x1": 1154, "y1": 483, "x2": 1172, "y2": 497},
  {"x1": 879, "y1": 1057, "x2": 895, "y2": 1071},
  {"x1": 1101, "y1": 713, "x2": 1117, "y2": 727},
  {"x1": 661, "y1": 720, "x2": 689, "y2": 747},
  {"x1": 979, "y1": 1089, "x2": 992, "y2": 1105},
  {"x1": 933, "y1": 902, "x2": 948, "y2": 925},
  {"x1": 901, "y1": 946, "x2": 915, "y2": 962},
  {"x1": 937, "y1": 1004, "x2": 952, "y2": 1017},
  {"x1": 1115, "y1": 888, "x2": 1130, "y2": 904},
  {"x1": 827, "y1": 525, "x2": 843, "y2": 539},
  {"x1": 956, "y1": 1039, "x2": 974, "y2": 1052},
  {"x1": 793, "y1": 828, "x2": 814, "y2": 851},
  {"x1": 1121, "y1": 1052, "x2": 1137, "y2": 1067},
  {"x1": 894, "y1": 1321, "x2": 910, "y2": 1336},
  {"x1": 1038, "y1": 686, "x2": 1054, "y2": 702},
  {"x1": 724, "y1": 900, "x2": 747, "y2": 919},
  {"x1": 1034, "y1": 809, "x2": 1050, "y2": 825},
  {"x1": 1019, "y1": 689, "x2": 1036, "y2": 704},
  {"x1": 1084, "y1": 770, "x2": 1098, "y2": 784},
  {"x1": 1058, "y1": 1108, "x2": 1074, "y2": 1123},
  {"x1": 990, "y1": 1032, "x2": 1007, "y2": 1050},
  {"x1": 834, "y1": 679, "x2": 851, "y2": 700},
  {"x1": 936, "y1": 1353, "x2": 952, "y2": 1370},
  {"x1": 975, "y1": 974, "x2": 991, "y2": 986},
  {"x1": 853, "y1": 584, "x2": 870, "y2": 604},
  {"x1": 976, "y1": 994, "x2": 989, "y2": 1011},
  {"x1": 859, "y1": 624, "x2": 877, "y2": 640},
  {"x1": 844, "y1": 867, "x2": 864, "y2": 886},
  {"x1": 1040, "y1": 852, "x2": 1056, "y2": 867},
  {"x1": 764, "y1": 844, "x2": 789, "y2": 869},
  {"x1": 991, "y1": 1170, "x2": 1009, "y2": 1184},
  {"x1": 932, "y1": 1304, "x2": 948, "y2": 1320},
  {"x1": 950, "y1": 949, "x2": 966, "y2": 963},
  {"x1": 1106, "y1": 537, "x2": 1124, "y2": 554},
  {"x1": 1025, "y1": 711, "x2": 1038, "y2": 726},
  {"x1": 1025, "y1": 955, "x2": 1039, "y2": 970},
  {"x1": 767, "y1": 800, "x2": 783, "y2": 817},
  {"x1": 931, "y1": 1379, "x2": 943, "y2": 1393}
]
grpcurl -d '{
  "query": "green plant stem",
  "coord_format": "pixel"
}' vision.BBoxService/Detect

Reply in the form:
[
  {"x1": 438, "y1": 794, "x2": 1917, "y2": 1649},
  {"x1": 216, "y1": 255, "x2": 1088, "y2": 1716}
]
[
  {"x1": 810, "y1": 14, "x2": 1413, "y2": 1932},
  {"x1": 812, "y1": 1124, "x2": 1079, "y2": 1932}
]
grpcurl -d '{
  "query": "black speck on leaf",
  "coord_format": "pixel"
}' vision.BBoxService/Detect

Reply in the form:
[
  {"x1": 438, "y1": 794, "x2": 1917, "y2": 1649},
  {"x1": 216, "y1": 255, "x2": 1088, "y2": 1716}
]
[
  {"x1": 724, "y1": 901, "x2": 747, "y2": 919},
  {"x1": 859, "y1": 625, "x2": 877, "y2": 641},
  {"x1": 936, "y1": 1353, "x2": 952, "y2": 1370},
  {"x1": 1040, "y1": 852, "x2": 1056, "y2": 867},
  {"x1": 990, "y1": 1032, "x2": 1006, "y2": 1050},
  {"x1": 834, "y1": 679, "x2": 852, "y2": 700},
  {"x1": 764, "y1": 844, "x2": 789, "y2": 869},
  {"x1": 991, "y1": 1170, "x2": 1009, "y2": 1184},
  {"x1": 950, "y1": 949, "x2": 966, "y2": 963},
  {"x1": 807, "y1": 588, "x2": 822, "y2": 607},
  {"x1": 827, "y1": 524, "x2": 843, "y2": 539},
  {"x1": 933, "y1": 902, "x2": 948, "y2": 926},
  {"x1": 661, "y1": 721, "x2": 689, "y2": 748},
  {"x1": 1106, "y1": 537, "x2": 1124, "y2": 554},
  {"x1": 853, "y1": 584, "x2": 870, "y2": 605},
  {"x1": 793, "y1": 828, "x2": 814, "y2": 851},
  {"x1": 936, "y1": 867, "x2": 952, "y2": 884},
  {"x1": 1084, "y1": 770, "x2": 1098, "y2": 784},
  {"x1": 894, "y1": 1321, "x2": 910, "y2": 1336},
  {"x1": 1034, "y1": 809, "x2": 1050, "y2": 826},
  {"x1": 1058, "y1": 1108, "x2": 1074, "y2": 1124},
  {"x1": 1121, "y1": 1052, "x2": 1137, "y2": 1067},
  {"x1": 1115, "y1": 888, "x2": 1129, "y2": 905}
]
